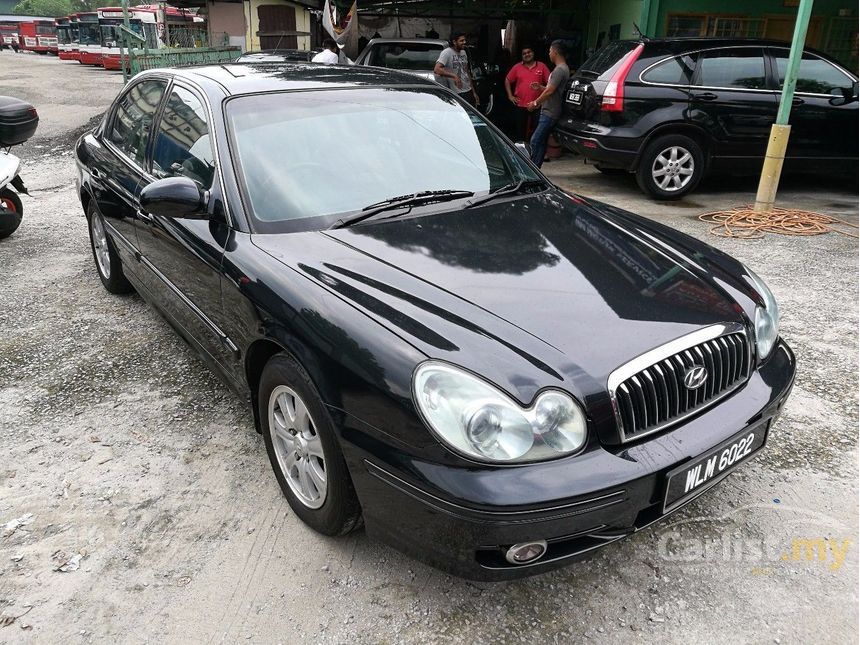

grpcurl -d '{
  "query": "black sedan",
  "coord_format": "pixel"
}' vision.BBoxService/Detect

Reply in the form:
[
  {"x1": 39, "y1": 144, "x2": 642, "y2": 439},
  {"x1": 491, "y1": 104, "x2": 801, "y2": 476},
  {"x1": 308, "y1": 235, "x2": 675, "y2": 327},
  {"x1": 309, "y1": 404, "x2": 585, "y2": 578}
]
[{"x1": 74, "y1": 63, "x2": 795, "y2": 580}]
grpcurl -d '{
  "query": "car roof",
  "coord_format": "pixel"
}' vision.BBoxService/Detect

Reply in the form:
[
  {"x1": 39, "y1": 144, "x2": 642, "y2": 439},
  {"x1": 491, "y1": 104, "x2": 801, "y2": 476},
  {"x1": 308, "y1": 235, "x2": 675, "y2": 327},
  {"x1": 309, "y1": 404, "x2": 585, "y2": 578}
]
[
  {"x1": 363, "y1": 38, "x2": 447, "y2": 46},
  {"x1": 625, "y1": 36, "x2": 836, "y2": 58},
  {"x1": 147, "y1": 62, "x2": 440, "y2": 95}
]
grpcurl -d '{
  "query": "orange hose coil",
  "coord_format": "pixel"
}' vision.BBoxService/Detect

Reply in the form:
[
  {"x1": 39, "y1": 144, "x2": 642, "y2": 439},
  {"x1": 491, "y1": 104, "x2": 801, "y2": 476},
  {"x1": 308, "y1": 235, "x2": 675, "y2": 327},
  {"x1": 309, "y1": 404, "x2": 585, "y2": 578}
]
[{"x1": 698, "y1": 205, "x2": 859, "y2": 239}]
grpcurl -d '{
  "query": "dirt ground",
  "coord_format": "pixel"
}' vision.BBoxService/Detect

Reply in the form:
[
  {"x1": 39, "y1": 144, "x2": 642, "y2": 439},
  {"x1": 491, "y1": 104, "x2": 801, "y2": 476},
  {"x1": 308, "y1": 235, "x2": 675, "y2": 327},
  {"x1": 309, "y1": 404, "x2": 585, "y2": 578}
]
[{"x1": 1, "y1": 53, "x2": 858, "y2": 644}]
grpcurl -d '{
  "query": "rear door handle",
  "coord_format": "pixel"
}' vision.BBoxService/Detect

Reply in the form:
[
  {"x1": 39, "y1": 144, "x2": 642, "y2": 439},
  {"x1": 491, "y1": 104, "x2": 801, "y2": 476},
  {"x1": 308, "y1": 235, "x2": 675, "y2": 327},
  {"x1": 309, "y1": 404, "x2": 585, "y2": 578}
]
[
  {"x1": 90, "y1": 167, "x2": 102, "y2": 179},
  {"x1": 792, "y1": 97, "x2": 805, "y2": 106},
  {"x1": 693, "y1": 92, "x2": 718, "y2": 101}
]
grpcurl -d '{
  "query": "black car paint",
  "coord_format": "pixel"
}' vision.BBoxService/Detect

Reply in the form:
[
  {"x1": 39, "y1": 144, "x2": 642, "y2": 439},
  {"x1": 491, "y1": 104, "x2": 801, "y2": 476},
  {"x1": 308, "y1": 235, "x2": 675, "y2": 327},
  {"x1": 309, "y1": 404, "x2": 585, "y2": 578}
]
[
  {"x1": 557, "y1": 38, "x2": 858, "y2": 175},
  {"x1": 75, "y1": 63, "x2": 795, "y2": 580}
]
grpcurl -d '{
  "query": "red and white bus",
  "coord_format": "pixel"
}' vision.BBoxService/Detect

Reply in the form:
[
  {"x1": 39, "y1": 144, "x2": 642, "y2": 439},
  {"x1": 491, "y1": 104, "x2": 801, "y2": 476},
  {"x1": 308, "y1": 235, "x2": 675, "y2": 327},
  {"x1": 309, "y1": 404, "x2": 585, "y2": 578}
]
[
  {"x1": 55, "y1": 16, "x2": 80, "y2": 60},
  {"x1": 77, "y1": 12, "x2": 103, "y2": 65},
  {"x1": 98, "y1": 5, "x2": 206, "y2": 70},
  {"x1": 18, "y1": 20, "x2": 58, "y2": 55},
  {"x1": 0, "y1": 22, "x2": 19, "y2": 50}
]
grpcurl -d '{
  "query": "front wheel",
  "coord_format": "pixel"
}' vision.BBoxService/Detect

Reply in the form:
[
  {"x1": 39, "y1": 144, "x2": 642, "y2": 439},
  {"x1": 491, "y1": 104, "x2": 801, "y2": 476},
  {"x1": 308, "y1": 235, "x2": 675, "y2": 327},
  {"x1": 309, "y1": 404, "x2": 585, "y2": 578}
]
[
  {"x1": 0, "y1": 188, "x2": 22, "y2": 239},
  {"x1": 260, "y1": 353, "x2": 362, "y2": 536},
  {"x1": 636, "y1": 134, "x2": 704, "y2": 200}
]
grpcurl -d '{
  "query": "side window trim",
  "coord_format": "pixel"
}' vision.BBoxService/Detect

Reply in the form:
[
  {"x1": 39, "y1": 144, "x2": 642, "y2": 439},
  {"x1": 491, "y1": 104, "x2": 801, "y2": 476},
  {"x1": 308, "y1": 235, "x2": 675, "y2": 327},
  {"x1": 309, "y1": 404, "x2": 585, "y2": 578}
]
[
  {"x1": 104, "y1": 74, "x2": 170, "y2": 177},
  {"x1": 143, "y1": 76, "x2": 175, "y2": 175}
]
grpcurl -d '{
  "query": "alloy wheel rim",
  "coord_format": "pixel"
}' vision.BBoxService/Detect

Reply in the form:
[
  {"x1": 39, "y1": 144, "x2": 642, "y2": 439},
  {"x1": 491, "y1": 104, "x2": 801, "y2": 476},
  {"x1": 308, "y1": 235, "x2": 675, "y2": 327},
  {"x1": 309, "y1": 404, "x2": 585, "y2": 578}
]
[
  {"x1": 268, "y1": 385, "x2": 327, "y2": 509},
  {"x1": 652, "y1": 145, "x2": 694, "y2": 192},
  {"x1": 91, "y1": 214, "x2": 111, "y2": 279}
]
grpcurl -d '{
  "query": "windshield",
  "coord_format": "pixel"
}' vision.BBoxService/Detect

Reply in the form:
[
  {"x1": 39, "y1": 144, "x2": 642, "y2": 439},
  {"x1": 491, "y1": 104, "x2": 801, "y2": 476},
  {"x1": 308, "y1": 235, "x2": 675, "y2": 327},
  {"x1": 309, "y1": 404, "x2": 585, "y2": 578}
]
[
  {"x1": 79, "y1": 23, "x2": 100, "y2": 45},
  {"x1": 227, "y1": 87, "x2": 543, "y2": 233},
  {"x1": 100, "y1": 19, "x2": 143, "y2": 47}
]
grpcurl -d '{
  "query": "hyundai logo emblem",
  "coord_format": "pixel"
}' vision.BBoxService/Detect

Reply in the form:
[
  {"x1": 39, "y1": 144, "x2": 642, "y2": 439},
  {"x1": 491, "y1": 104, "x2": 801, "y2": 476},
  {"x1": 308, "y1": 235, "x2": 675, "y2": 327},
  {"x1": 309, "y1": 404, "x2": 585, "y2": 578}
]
[{"x1": 683, "y1": 365, "x2": 708, "y2": 389}]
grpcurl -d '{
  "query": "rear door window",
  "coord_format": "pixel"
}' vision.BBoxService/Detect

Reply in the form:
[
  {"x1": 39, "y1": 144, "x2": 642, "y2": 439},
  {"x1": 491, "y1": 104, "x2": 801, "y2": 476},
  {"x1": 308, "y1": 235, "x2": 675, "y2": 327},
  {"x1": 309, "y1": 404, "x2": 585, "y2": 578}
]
[
  {"x1": 642, "y1": 54, "x2": 696, "y2": 85},
  {"x1": 696, "y1": 48, "x2": 767, "y2": 90},
  {"x1": 773, "y1": 51, "x2": 854, "y2": 95},
  {"x1": 108, "y1": 79, "x2": 166, "y2": 167}
]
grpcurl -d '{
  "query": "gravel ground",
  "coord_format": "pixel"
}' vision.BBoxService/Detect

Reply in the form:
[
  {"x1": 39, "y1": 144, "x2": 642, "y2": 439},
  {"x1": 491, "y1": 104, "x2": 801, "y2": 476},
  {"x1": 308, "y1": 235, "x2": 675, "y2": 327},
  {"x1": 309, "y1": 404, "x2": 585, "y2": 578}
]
[{"x1": 0, "y1": 53, "x2": 858, "y2": 644}]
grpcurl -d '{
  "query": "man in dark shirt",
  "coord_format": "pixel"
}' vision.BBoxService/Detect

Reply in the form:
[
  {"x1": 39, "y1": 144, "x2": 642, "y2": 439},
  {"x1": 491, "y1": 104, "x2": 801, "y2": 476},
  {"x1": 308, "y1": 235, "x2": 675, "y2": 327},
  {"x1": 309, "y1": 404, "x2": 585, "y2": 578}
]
[{"x1": 526, "y1": 40, "x2": 570, "y2": 167}]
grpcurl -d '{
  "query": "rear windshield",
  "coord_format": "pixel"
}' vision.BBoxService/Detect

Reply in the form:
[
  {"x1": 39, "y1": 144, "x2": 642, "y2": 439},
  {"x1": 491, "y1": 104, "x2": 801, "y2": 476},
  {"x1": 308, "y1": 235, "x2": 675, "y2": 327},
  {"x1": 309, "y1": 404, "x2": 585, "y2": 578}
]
[
  {"x1": 579, "y1": 41, "x2": 638, "y2": 78},
  {"x1": 367, "y1": 42, "x2": 443, "y2": 71}
]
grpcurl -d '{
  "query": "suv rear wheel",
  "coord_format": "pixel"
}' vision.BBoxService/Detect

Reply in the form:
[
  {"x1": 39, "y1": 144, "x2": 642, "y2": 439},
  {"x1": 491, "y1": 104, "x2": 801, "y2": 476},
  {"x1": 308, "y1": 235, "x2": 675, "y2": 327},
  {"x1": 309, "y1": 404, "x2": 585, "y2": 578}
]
[{"x1": 636, "y1": 134, "x2": 704, "y2": 200}]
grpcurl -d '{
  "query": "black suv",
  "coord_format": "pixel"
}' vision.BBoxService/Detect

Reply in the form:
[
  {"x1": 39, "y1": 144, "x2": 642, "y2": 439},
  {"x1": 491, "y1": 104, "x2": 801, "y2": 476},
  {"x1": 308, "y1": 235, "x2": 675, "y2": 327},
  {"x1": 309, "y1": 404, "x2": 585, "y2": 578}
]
[{"x1": 555, "y1": 38, "x2": 858, "y2": 199}]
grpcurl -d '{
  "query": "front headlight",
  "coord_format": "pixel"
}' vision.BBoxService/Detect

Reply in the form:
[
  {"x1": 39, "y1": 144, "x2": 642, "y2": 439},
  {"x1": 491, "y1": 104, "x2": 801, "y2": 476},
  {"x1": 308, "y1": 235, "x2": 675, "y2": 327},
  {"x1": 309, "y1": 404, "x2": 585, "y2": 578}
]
[
  {"x1": 745, "y1": 267, "x2": 780, "y2": 361},
  {"x1": 412, "y1": 362, "x2": 587, "y2": 463}
]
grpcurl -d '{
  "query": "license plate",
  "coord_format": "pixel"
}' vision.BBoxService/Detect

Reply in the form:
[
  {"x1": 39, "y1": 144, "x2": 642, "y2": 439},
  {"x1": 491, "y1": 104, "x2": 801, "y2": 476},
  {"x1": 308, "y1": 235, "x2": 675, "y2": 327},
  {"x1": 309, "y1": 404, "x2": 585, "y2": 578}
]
[
  {"x1": 568, "y1": 91, "x2": 582, "y2": 105},
  {"x1": 663, "y1": 424, "x2": 768, "y2": 512}
]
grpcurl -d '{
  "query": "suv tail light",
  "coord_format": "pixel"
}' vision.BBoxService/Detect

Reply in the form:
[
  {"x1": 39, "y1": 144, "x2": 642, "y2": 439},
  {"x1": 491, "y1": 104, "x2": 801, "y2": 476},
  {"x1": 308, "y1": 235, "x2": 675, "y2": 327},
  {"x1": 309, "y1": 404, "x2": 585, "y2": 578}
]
[{"x1": 600, "y1": 43, "x2": 644, "y2": 112}]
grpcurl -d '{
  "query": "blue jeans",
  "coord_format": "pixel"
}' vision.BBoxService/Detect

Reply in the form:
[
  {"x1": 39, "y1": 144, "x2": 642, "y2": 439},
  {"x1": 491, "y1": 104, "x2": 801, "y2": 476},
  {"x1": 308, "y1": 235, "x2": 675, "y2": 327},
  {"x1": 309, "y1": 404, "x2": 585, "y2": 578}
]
[{"x1": 529, "y1": 114, "x2": 557, "y2": 167}]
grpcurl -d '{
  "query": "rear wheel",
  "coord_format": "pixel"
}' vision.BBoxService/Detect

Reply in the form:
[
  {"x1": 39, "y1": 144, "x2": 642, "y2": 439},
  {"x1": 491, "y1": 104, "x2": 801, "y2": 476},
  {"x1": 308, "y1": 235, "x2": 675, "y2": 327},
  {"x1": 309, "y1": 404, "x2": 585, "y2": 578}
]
[
  {"x1": 87, "y1": 202, "x2": 133, "y2": 294},
  {"x1": 0, "y1": 188, "x2": 22, "y2": 240},
  {"x1": 636, "y1": 134, "x2": 704, "y2": 200}
]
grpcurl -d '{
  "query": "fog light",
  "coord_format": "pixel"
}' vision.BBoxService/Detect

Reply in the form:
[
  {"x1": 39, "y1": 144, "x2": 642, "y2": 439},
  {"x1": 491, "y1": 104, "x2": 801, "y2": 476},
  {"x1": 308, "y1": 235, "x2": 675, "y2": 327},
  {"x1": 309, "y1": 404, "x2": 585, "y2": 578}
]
[{"x1": 505, "y1": 540, "x2": 548, "y2": 565}]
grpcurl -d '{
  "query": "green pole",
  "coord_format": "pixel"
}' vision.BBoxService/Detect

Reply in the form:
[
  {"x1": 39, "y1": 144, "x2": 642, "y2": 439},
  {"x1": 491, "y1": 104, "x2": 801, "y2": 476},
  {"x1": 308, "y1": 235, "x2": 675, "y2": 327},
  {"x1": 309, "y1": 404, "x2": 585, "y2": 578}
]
[
  {"x1": 775, "y1": 0, "x2": 814, "y2": 124},
  {"x1": 753, "y1": 0, "x2": 814, "y2": 212},
  {"x1": 120, "y1": 0, "x2": 130, "y2": 83}
]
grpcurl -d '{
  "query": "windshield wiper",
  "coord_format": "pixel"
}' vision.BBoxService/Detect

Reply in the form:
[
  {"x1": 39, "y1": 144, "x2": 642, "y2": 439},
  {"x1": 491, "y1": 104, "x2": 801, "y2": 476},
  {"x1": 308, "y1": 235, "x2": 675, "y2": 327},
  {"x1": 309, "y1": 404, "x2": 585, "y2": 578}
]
[
  {"x1": 329, "y1": 190, "x2": 475, "y2": 229},
  {"x1": 464, "y1": 179, "x2": 546, "y2": 209}
]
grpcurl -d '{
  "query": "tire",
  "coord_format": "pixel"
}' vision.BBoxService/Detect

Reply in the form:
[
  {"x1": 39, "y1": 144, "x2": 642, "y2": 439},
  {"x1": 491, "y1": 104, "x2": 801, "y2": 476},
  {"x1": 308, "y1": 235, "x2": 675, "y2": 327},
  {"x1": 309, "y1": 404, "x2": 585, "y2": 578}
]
[
  {"x1": 259, "y1": 353, "x2": 362, "y2": 536},
  {"x1": 595, "y1": 165, "x2": 628, "y2": 176},
  {"x1": 86, "y1": 202, "x2": 133, "y2": 294},
  {"x1": 636, "y1": 134, "x2": 704, "y2": 200},
  {"x1": 0, "y1": 188, "x2": 22, "y2": 240}
]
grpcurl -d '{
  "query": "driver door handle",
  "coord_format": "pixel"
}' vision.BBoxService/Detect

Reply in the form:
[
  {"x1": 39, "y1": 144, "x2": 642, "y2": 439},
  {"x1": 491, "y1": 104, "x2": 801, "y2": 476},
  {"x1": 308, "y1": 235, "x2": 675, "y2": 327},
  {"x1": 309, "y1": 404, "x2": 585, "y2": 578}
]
[
  {"x1": 137, "y1": 209, "x2": 154, "y2": 223},
  {"x1": 693, "y1": 92, "x2": 718, "y2": 101}
]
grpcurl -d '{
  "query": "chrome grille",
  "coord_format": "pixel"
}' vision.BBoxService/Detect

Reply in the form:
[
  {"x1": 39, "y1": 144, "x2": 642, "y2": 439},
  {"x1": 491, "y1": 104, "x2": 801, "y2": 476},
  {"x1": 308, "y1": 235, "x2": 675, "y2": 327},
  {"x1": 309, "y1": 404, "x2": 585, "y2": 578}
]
[{"x1": 608, "y1": 325, "x2": 752, "y2": 443}]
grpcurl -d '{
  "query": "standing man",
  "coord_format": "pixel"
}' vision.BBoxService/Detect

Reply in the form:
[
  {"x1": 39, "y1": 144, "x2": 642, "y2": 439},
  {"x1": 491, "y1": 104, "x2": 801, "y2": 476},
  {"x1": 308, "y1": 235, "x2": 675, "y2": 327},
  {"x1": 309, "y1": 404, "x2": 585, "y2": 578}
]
[
  {"x1": 526, "y1": 40, "x2": 570, "y2": 167},
  {"x1": 312, "y1": 38, "x2": 339, "y2": 64},
  {"x1": 504, "y1": 46, "x2": 550, "y2": 142},
  {"x1": 434, "y1": 32, "x2": 480, "y2": 108}
]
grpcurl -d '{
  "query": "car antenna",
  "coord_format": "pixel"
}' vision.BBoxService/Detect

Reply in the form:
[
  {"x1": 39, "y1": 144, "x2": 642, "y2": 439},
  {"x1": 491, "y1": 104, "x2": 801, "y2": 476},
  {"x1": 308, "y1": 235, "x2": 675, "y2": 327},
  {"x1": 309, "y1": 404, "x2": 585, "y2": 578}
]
[{"x1": 633, "y1": 23, "x2": 650, "y2": 41}]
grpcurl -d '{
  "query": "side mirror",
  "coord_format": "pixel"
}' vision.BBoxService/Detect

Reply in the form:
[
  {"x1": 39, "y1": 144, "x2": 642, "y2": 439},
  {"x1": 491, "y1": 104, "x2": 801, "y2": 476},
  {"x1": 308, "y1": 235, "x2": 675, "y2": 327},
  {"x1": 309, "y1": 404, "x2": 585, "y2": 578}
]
[{"x1": 140, "y1": 176, "x2": 207, "y2": 219}]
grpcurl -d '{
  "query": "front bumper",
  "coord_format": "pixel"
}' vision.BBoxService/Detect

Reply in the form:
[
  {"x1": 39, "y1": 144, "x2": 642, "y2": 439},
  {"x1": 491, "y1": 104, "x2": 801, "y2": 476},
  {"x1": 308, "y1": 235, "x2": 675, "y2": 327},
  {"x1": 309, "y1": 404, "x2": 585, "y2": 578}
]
[{"x1": 344, "y1": 339, "x2": 796, "y2": 581}]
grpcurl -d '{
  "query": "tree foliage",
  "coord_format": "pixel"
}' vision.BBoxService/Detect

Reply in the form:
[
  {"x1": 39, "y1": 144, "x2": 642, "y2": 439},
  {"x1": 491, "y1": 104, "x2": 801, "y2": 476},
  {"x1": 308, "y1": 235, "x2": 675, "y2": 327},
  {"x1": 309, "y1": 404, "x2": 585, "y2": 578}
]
[{"x1": 12, "y1": 0, "x2": 73, "y2": 17}]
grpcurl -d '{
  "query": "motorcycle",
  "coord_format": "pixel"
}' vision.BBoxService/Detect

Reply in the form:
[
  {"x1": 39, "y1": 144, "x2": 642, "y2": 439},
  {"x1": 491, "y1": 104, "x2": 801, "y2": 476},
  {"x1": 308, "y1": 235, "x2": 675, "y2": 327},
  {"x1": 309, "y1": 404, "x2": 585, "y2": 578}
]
[{"x1": 0, "y1": 96, "x2": 39, "y2": 240}]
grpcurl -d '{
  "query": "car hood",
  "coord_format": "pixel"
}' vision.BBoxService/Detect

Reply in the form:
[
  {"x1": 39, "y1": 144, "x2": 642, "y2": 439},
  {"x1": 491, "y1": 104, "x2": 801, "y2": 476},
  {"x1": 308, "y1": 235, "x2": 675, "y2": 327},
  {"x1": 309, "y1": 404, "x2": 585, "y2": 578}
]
[{"x1": 251, "y1": 191, "x2": 746, "y2": 406}]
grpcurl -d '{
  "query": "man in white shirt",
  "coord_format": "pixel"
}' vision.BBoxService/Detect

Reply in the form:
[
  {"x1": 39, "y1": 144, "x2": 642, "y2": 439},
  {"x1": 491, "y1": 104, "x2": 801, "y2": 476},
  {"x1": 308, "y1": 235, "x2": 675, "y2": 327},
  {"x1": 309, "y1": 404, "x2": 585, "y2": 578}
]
[{"x1": 312, "y1": 39, "x2": 339, "y2": 65}]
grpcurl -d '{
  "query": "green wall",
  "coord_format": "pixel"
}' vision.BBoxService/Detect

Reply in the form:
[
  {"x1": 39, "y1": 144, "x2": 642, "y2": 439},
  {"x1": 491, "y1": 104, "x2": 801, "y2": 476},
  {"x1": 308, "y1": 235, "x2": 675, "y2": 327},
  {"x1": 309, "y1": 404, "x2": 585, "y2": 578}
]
[
  {"x1": 640, "y1": 0, "x2": 857, "y2": 69},
  {"x1": 587, "y1": 0, "x2": 643, "y2": 50}
]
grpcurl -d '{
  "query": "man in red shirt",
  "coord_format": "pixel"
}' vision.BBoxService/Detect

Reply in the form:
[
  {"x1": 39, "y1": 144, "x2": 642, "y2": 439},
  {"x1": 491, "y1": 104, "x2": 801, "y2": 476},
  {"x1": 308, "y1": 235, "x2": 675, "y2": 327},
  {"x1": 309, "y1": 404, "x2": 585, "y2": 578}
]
[{"x1": 504, "y1": 46, "x2": 551, "y2": 142}]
